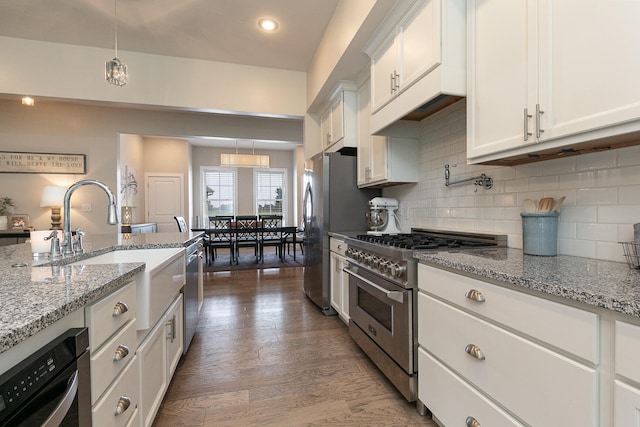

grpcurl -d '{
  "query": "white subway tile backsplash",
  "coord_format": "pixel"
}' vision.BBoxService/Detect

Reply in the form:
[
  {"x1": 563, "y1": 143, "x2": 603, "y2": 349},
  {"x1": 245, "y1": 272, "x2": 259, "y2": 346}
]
[
  {"x1": 596, "y1": 166, "x2": 640, "y2": 187},
  {"x1": 382, "y1": 100, "x2": 640, "y2": 261},
  {"x1": 576, "y1": 223, "x2": 618, "y2": 242},
  {"x1": 617, "y1": 145, "x2": 640, "y2": 167},
  {"x1": 598, "y1": 205, "x2": 640, "y2": 224},
  {"x1": 576, "y1": 150, "x2": 617, "y2": 171},
  {"x1": 576, "y1": 188, "x2": 618, "y2": 205},
  {"x1": 618, "y1": 185, "x2": 640, "y2": 204},
  {"x1": 558, "y1": 171, "x2": 597, "y2": 190}
]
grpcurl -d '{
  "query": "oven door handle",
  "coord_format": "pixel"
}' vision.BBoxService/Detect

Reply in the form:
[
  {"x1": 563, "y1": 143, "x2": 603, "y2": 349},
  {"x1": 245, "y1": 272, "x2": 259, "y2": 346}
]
[
  {"x1": 343, "y1": 267, "x2": 404, "y2": 303},
  {"x1": 42, "y1": 369, "x2": 79, "y2": 427}
]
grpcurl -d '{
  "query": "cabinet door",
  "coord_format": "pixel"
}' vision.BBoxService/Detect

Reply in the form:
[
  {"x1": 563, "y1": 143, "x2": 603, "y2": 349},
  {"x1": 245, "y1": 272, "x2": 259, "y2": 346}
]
[
  {"x1": 370, "y1": 32, "x2": 398, "y2": 114},
  {"x1": 398, "y1": 0, "x2": 441, "y2": 92},
  {"x1": 166, "y1": 294, "x2": 184, "y2": 379},
  {"x1": 330, "y1": 95, "x2": 344, "y2": 145},
  {"x1": 338, "y1": 256, "x2": 349, "y2": 322},
  {"x1": 320, "y1": 109, "x2": 332, "y2": 149},
  {"x1": 137, "y1": 319, "x2": 167, "y2": 427},
  {"x1": 357, "y1": 86, "x2": 372, "y2": 185},
  {"x1": 467, "y1": 0, "x2": 537, "y2": 159},
  {"x1": 614, "y1": 380, "x2": 640, "y2": 427},
  {"x1": 369, "y1": 135, "x2": 388, "y2": 183},
  {"x1": 330, "y1": 252, "x2": 341, "y2": 312},
  {"x1": 538, "y1": 0, "x2": 640, "y2": 142}
]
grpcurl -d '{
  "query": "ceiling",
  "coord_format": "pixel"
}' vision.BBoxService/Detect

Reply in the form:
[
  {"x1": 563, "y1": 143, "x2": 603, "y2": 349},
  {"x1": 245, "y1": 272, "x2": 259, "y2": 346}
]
[{"x1": 0, "y1": 0, "x2": 343, "y2": 150}]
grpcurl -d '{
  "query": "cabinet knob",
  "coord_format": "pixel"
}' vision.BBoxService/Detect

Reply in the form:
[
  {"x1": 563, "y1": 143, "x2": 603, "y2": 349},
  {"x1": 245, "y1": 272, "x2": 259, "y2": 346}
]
[
  {"x1": 466, "y1": 416, "x2": 481, "y2": 427},
  {"x1": 464, "y1": 289, "x2": 486, "y2": 302},
  {"x1": 464, "y1": 344, "x2": 486, "y2": 361},
  {"x1": 114, "y1": 396, "x2": 131, "y2": 416},
  {"x1": 113, "y1": 344, "x2": 130, "y2": 361},
  {"x1": 112, "y1": 301, "x2": 129, "y2": 316}
]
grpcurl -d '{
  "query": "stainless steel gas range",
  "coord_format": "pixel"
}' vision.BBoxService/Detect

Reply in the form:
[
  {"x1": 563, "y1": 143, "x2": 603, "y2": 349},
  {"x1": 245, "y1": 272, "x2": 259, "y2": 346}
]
[{"x1": 343, "y1": 228, "x2": 506, "y2": 410}]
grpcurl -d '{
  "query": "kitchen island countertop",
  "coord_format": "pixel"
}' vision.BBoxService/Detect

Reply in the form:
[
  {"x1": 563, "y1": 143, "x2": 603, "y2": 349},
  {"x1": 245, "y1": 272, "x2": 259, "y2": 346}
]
[
  {"x1": 415, "y1": 247, "x2": 640, "y2": 318},
  {"x1": 0, "y1": 231, "x2": 203, "y2": 354}
]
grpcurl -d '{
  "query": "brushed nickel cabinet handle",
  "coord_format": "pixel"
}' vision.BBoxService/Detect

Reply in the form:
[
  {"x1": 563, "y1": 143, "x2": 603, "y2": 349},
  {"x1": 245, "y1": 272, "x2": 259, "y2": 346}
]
[
  {"x1": 464, "y1": 289, "x2": 486, "y2": 303},
  {"x1": 394, "y1": 71, "x2": 400, "y2": 91},
  {"x1": 536, "y1": 103, "x2": 545, "y2": 139},
  {"x1": 465, "y1": 344, "x2": 486, "y2": 360},
  {"x1": 524, "y1": 108, "x2": 533, "y2": 141},
  {"x1": 112, "y1": 301, "x2": 129, "y2": 316},
  {"x1": 390, "y1": 72, "x2": 395, "y2": 93},
  {"x1": 166, "y1": 315, "x2": 176, "y2": 343},
  {"x1": 114, "y1": 396, "x2": 131, "y2": 416},
  {"x1": 113, "y1": 344, "x2": 130, "y2": 361},
  {"x1": 466, "y1": 416, "x2": 481, "y2": 427}
]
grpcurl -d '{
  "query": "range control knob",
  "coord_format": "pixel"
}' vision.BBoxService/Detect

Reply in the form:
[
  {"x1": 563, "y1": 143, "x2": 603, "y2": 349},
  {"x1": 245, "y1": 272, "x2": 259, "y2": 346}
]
[{"x1": 390, "y1": 263, "x2": 406, "y2": 278}]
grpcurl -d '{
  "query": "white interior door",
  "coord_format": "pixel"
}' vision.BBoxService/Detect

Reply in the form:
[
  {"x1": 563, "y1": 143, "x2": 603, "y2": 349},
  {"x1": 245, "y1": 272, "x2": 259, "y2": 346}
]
[{"x1": 145, "y1": 173, "x2": 184, "y2": 232}]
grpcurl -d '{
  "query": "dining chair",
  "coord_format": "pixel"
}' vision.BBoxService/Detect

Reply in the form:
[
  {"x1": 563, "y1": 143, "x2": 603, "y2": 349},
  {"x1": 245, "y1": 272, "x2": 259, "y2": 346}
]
[
  {"x1": 174, "y1": 216, "x2": 188, "y2": 232},
  {"x1": 286, "y1": 222, "x2": 305, "y2": 258},
  {"x1": 258, "y1": 214, "x2": 283, "y2": 263},
  {"x1": 207, "y1": 216, "x2": 234, "y2": 266},
  {"x1": 234, "y1": 215, "x2": 259, "y2": 263}
]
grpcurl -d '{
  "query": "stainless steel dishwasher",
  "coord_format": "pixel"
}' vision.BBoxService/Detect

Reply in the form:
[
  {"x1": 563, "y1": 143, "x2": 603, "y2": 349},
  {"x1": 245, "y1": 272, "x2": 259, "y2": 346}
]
[{"x1": 183, "y1": 238, "x2": 203, "y2": 355}]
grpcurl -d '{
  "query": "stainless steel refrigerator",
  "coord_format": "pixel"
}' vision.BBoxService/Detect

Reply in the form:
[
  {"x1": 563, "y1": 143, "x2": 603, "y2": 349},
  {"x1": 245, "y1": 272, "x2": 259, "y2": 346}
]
[{"x1": 302, "y1": 152, "x2": 380, "y2": 314}]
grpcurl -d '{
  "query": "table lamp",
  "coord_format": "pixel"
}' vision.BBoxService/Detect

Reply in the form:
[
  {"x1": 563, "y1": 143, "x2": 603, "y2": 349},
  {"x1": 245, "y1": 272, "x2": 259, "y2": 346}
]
[{"x1": 40, "y1": 186, "x2": 66, "y2": 230}]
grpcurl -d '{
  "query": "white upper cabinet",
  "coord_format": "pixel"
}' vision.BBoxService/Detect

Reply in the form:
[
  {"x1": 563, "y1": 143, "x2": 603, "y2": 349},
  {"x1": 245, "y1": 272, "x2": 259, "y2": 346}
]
[
  {"x1": 321, "y1": 82, "x2": 357, "y2": 153},
  {"x1": 357, "y1": 78, "x2": 419, "y2": 188},
  {"x1": 467, "y1": 0, "x2": 640, "y2": 164},
  {"x1": 366, "y1": 0, "x2": 466, "y2": 134}
]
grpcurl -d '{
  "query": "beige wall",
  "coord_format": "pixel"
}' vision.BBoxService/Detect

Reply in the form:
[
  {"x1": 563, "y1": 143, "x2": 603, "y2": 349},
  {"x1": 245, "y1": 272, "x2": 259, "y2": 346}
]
[
  {"x1": 0, "y1": 98, "x2": 302, "y2": 234},
  {"x1": 0, "y1": 36, "x2": 306, "y2": 118}
]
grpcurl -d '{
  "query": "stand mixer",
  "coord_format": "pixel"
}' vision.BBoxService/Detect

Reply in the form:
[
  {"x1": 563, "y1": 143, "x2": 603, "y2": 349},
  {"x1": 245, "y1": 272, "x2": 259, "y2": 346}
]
[{"x1": 366, "y1": 197, "x2": 401, "y2": 235}]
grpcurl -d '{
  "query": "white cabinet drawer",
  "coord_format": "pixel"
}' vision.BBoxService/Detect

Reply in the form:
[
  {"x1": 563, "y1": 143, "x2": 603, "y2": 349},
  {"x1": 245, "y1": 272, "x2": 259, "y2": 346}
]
[
  {"x1": 614, "y1": 380, "x2": 640, "y2": 427},
  {"x1": 418, "y1": 293, "x2": 598, "y2": 426},
  {"x1": 419, "y1": 348, "x2": 524, "y2": 427},
  {"x1": 92, "y1": 354, "x2": 139, "y2": 427},
  {"x1": 86, "y1": 281, "x2": 136, "y2": 351},
  {"x1": 615, "y1": 320, "x2": 640, "y2": 382},
  {"x1": 418, "y1": 264, "x2": 599, "y2": 363},
  {"x1": 90, "y1": 318, "x2": 137, "y2": 404},
  {"x1": 330, "y1": 237, "x2": 347, "y2": 257}
]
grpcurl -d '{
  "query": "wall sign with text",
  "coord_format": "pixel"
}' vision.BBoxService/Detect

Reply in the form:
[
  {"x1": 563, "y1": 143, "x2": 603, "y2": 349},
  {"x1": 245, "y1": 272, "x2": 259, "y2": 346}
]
[{"x1": 0, "y1": 151, "x2": 86, "y2": 174}]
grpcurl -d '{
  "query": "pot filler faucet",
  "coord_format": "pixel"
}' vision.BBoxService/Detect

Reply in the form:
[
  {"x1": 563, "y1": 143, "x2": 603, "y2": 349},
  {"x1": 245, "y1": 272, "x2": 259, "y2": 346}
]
[{"x1": 62, "y1": 179, "x2": 119, "y2": 256}]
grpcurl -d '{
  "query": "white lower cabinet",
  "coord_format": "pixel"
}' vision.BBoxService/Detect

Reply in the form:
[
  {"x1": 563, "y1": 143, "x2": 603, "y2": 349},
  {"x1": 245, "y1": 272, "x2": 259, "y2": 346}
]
[
  {"x1": 92, "y1": 355, "x2": 140, "y2": 427},
  {"x1": 85, "y1": 281, "x2": 139, "y2": 426},
  {"x1": 614, "y1": 320, "x2": 640, "y2": 426},
  {"x1": 329, "y1": 237, "x2": 349, "y2": 324},
  {"x1": 419, "y1": 349, "x2": 523, "y2": 427},
  {"x1": 418, "y1": 264, "x2": 599, "y2": 426},
  {"x1": 138, "y1": 293, "x2": 183, "y2": 427}
]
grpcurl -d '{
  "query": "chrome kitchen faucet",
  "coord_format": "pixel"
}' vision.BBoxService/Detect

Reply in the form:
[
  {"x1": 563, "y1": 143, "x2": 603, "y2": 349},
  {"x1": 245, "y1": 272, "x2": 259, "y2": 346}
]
[{"x1": 62, "y1": 179, "x2": 119, "y2": 256}]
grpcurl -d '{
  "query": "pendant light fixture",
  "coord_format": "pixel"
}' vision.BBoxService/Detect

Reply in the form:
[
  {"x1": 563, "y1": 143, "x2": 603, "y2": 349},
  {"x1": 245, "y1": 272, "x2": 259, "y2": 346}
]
[
  {"x1": 220, "y1": 140, "x2": 270, "y2": 168},
  {"x1": 105, "y1": 0, "x2": 128, "y2": 86}
]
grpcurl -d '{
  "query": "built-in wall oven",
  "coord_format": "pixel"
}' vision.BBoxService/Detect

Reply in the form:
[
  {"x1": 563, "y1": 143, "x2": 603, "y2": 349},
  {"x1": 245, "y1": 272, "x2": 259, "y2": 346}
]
[
  {"x1": 0, "y1": 328, "x2": 91, "y2": 426},
  {"x1": 344, "y1": 229, "x2": 506, "y2": 412}
]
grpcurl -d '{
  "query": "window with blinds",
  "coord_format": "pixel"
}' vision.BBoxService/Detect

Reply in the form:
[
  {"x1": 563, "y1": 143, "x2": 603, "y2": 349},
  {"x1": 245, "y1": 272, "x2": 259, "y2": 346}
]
[
  {"x1": 203, "y1": 168, "x2": 236, "y2": 218},
  {"x1": 255, "y1": 169, "x2": 286, "y2": 218}
]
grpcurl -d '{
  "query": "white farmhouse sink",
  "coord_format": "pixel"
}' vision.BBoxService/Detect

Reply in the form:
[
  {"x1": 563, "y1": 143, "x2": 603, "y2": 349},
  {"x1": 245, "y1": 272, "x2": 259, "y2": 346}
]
[{"x1": 71, "y1": 248, "x2": 186, "y2": 330}]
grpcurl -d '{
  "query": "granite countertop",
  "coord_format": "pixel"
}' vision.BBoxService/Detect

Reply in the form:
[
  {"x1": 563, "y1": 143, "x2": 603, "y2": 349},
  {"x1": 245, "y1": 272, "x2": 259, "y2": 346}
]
[
  {"x1": 0, "y1": 231, "x2": 203, "y2": 354},
  {"x1": 415, "y1": 247, "x2": 640, "y2": 318}
]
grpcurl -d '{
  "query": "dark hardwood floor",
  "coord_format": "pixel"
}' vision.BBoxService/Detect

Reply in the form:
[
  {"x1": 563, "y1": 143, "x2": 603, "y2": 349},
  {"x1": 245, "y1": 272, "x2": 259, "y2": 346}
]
[{"x1": 154, "y1": 267, "x2": 435, "y2": 426}]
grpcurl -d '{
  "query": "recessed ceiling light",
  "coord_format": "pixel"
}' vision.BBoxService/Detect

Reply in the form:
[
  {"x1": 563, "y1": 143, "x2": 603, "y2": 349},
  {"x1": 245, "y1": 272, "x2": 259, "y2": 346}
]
[
  {"x1": 21, "y1": 97, "x2": 35, "y2": 107},
  {"x1": 258, "y1": 18, "x2": 279, "y2": 32}
]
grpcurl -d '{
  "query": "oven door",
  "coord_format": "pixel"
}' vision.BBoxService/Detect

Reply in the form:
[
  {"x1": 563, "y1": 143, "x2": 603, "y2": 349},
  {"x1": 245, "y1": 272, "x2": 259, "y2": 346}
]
[{"x1": 345, "y1": 264, "x2": 414, "y2": 374}]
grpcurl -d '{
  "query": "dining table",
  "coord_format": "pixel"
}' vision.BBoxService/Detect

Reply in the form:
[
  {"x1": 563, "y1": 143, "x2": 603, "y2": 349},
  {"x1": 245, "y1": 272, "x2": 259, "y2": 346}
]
[{"x1": 191, "y1": 225, "x2": 299, "y2": 263}]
